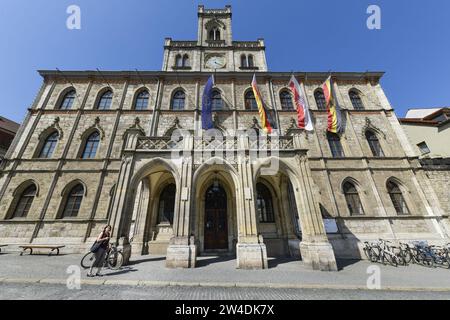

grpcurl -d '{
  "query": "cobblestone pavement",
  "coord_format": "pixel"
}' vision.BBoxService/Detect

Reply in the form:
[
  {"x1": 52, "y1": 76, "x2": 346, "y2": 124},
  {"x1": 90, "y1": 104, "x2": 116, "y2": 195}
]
[
  {"x1": 1, "y1": 282, "x2": 450, "y2": 300},
  {"x1": 1, "y1": 251, "x2": 450, "y2": 295}
]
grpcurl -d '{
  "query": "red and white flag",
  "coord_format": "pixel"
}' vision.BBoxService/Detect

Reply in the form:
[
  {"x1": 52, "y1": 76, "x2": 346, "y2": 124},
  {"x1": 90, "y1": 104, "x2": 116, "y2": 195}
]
[{"x1": 288, "y1": 75, "x2": 313, "y2": 131}]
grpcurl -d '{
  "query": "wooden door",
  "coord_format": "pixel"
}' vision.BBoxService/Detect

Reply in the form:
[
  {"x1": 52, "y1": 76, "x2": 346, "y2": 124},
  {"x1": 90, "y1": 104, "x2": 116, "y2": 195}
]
[{"x1": 204, "y1": 185, "x2": 228, "y2": 250}]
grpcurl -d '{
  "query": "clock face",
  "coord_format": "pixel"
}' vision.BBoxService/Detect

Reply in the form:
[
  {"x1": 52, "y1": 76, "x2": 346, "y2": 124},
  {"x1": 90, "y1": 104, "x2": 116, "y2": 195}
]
[{"x1": 206, "y1": 56, "x2": 226, "y2": 69}]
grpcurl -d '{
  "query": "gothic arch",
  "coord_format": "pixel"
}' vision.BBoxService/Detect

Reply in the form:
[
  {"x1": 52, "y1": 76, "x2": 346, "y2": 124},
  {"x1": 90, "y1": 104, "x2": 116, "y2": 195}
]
[
  {"x1": 132, "y1": 87, "x2": 151, "y2": 109},
  {"x1": 5, "y1": 180, "x2": 39, "y2": 219},
  {"x1": 79, "y1": 117, "x2": 105, "y2": 141},
  {"x1": 38, "y1": 117, "x2": 64, "y2": 141},
  {"x1": 55, "y1": 86, "x2": 77, "y2": 110},
  {"x1": 340, "y1": 177, "x2": 366, "y2": 195},
  {"x1": 93, "y1": 87, "x2": 114, "y2": 109},
  {"x1": 12, "y1": 179, "x2": 40, "y2": 198},
  {"x1": 60, "y1": 179, "x2": 88, "y2": 197}
]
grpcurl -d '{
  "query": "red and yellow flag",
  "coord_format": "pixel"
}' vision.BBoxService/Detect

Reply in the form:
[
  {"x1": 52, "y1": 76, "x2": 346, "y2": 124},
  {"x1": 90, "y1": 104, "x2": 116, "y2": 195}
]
[
  {"x1": 322, "y1": 76, "x2": 342, "y2": 133},
  {"x1": 251, "y1": 74, "x2": 275, "y2": 134}
]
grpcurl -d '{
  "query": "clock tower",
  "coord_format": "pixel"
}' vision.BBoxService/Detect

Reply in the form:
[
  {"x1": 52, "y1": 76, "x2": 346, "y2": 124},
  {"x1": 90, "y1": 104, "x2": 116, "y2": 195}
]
[{"x1": 162, "y1": 5, "x2": 268, "y2": 72}]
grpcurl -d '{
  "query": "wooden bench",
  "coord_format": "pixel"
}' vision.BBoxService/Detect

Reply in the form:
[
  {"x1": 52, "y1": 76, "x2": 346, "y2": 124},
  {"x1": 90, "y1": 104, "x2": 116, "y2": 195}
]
[
  {"x1": 19, "y1": 245, "x2": 65, "y2": 256},
  {"x1": 0, "y1": 244, "x2": 7, "y2": 253}
]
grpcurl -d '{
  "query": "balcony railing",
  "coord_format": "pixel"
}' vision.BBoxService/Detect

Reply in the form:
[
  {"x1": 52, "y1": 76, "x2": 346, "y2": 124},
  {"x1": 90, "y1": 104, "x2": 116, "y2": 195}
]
[{"x1": 136, "y1": 135, "x2": 296, "y2": 152}]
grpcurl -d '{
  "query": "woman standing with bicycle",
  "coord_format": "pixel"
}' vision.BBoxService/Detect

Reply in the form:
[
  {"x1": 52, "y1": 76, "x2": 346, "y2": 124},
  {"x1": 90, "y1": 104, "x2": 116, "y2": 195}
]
[{"x1": 87, "y1": 225, "x2": 111, "y2": 277}]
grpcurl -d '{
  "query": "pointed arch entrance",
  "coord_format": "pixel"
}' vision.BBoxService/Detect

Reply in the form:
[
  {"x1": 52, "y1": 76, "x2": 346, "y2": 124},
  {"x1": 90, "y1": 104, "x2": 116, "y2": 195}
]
[{"x1": 204, "y1": 184, "x2": 228, "y2": 250}]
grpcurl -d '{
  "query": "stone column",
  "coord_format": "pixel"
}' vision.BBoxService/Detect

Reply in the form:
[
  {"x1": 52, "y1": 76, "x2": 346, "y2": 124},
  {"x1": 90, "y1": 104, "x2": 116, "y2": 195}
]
[
  {"x1": 166, "y1": 135, "x2": 197, "y2": 268},
  {"x1": 130, "y1": 179, "x2": 151, "y2": 255},
  {"x1": 109, "y1": 125, "x2": 144, "y2": 264},
  {"x1": 294, "y1": 152, "x2": 338, "y2": 271},
  {"x1": 235, "y1": 136, "x2": 268, "y2": 269}
]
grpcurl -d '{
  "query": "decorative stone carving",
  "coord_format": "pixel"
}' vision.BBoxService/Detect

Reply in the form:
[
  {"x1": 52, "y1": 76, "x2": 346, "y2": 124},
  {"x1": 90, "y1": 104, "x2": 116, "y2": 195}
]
[
  {"x1": 39, "y1": 117, "x2": 64, "y2": 140},
  {"x1": 81, "y1": 116, "x2": 105, "y2": 140},
  {"x1": 362, "y1": 117, "x2": 386, "y2": 139}
]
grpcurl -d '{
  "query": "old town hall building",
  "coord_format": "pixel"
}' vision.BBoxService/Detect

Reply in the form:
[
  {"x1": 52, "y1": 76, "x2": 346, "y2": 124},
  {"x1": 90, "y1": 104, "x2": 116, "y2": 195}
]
[{"x1": 0, "y1": 6, "x2": 449, "y2": 271}]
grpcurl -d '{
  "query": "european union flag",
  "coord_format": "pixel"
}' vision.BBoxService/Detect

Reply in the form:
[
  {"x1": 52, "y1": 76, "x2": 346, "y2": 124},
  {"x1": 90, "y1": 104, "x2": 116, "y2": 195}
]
[{"x1": 202, "y1": 75, "x2": 215, "y2": 130}]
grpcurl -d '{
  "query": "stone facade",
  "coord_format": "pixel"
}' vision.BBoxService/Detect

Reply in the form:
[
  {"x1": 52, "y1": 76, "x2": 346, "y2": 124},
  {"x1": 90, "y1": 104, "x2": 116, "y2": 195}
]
[{"x1": 0, "y1": 5, "x2": 449, "y2": 271}]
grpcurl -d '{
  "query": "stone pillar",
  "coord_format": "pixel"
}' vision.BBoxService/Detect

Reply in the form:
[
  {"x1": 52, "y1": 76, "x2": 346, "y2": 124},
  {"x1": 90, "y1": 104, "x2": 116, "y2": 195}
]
[
  {"x1": 166, "y1": 136, "x2": 197, "y2": 268},
  {"x1": 109, "y1": 124, "x2": 144, "y2": 264},
  {"x1": 130, "y1": 179, "x2": 151, "y2": 255},
  {"x1": 236, "y1": 140, "x2": 268, "y2": 269},
  {"x1": 295, "y1": 154, "x2": 338, "y2": 271}
]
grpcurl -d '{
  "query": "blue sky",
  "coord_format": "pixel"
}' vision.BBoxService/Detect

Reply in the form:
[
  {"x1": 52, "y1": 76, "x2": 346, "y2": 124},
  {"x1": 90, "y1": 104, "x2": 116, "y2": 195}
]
[{"x1": 0, "y1": 0, "x2": 449, "y2": 123}]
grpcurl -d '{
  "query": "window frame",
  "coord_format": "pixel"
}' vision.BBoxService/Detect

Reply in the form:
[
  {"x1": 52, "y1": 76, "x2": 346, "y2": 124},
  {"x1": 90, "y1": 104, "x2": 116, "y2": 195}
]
[
  {"x1": 157, "y1": 183, "x2": 176, "y2": 225},
  {"x1": 211, "y1": 89, "x2": 223, "y2": 111},
  {"x1": 61, "y1": 184, "x2": 84, "y2": 218},
  {"x1": 81, "y1": 131, "x2": 100, "y2": 159},
  {"x1": 387, "y1": 181, "x2": 410, "y2": 215},
  {"x1": 171, "y1": 90, "x2": 186, "y2": 110},
  {"x1": 327, "y1": 132, "x2": 344, "y2": 158},
  {"x1": 244, "y1": 90, "x2": 258, "y2": 110},
  {"x1": 134, "y1": 90, "x2": 150, "y2": 110},
  {"x1": 279, "y1": 90, "x2": 294, "y2": 110},
  {"x1": 314, "y1": 89, "x2": 327, "y2": 111},
  {"x1": 365, "y1": 130, "x2": 385, "y2": 157},
  {"x1": 39, "y1": 131, "x2": 59, "y2": 159},
  {"x1": 343, "y1": 181, "x2": 364, "y2": 216},
  {"x1": 97, "y1": 90, "x2": 113, "y2": 110},
  {"x1": 349, "y1": 90, "x2": 365, "y2": 110},
  {"x1": 59, "y1": 90, "x2": 76, "y2": 110},
  {"x1": 256, "y1": 183, "x2": 275, "y2": 223},
  {"x1": 11, "y1": 184, "x2": 37, "y2": 219}
]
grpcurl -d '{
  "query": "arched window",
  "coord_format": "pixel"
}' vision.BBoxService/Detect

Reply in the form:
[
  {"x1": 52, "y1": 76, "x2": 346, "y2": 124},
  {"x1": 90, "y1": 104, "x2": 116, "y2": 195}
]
[
  {"x1": 314, "y1": 89, "x2": 327, "y2": 110},
  {"x1": 175, "y1": 54, "x2": 183, "y2": 67},
  {"x1": 241, "y1": 55, "x2": 248, "y2": 68},
  {"x1": 11, "y1": 184, "x2": 37, "y2": 218},
  {"x1": 280, "y1": 90, "x2": 294, "y2": 110},
  {"x1": 365, "y1": 130, "x2": 384, "y2": 157},
  {"x1": 182, "y1": 54, "x2": 190, "y2": 67},
  {"x1": 349, "y1": 90, "x2": 364, "y2": 110},
  {"x1": 387, "y1": 181, "x2": 410, "y2": 215},
  {"x1": 248, "y1": 55, "x2": 254, "y2": 68},
  {"x1": 209, "y1": 27, "x2": 221, "y2": 40},
  {"x1": 256, "y1": 183, "x2": 275, "y2": 223},
  {"x1": 327, "y1": 132, "x2": 344, "y2": 158},
  {"x1": 134, "y1": 90, "x2": 149, "y2": 110},
  {"x1": 245, "y1": 91, "x2": 257, "y2": 110},
  {"x1": 97, "y1": 90, "x2": 113, "y2": 110},
  {"x1": 343, "y1": 181, "x2": 364, "y2": 215},
  {"x1": 62, "y1": 184, "x2": 84, "y2": 218},
  {"x1": 39, "y1": 131, "x2": 59, "y2": 158},
  {"x1": 81, "y1": 132, "x2": 100, "y2": 159},
  {"x1": 158, "y1": 184, "x2": 176, "y2": 224},
  {"x1": 59, "y1": 90, "x2": 76, "y2": 110},
  {"x1": 171, "y1": 90, "x2": 185, "y2": 110},
  {"x1": 211, "y1": 89, "x2": 223, "y2": 110}
]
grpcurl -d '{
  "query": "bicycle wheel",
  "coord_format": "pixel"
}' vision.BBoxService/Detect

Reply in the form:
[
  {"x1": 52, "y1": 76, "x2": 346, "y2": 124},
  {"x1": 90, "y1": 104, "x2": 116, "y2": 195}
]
[
  {"x1": 363, "y1": 247, "x2": 373, "y2": 261},
  {"x1": 419, "y1": 252, "x2": 434, "y2": 268},
  {"x1": 403, "y1": 250, "x2": 413, "y2": 265},
  {"x1": 81, "y1": 252, "x2": 96, "y2": 269},
  {"x1": 107, "y1": 251, "x2": 124, "y2": 270},
  {"x1": 384, "y1": 252, "x2": 398, "y2": 267}
]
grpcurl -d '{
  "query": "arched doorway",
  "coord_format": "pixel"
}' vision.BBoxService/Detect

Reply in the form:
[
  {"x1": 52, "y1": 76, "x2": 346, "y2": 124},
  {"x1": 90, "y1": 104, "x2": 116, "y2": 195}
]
[{"x1": 204, "y1": 184, "x2": 228, "y2": 250}]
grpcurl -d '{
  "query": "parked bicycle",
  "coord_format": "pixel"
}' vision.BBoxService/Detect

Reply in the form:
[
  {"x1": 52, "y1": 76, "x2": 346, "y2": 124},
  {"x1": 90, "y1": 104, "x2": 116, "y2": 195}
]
[
  {"x1": 80, "y1": 243, "x2": 124, "y2": 270},
  {"x1": 363, "y1": 239, "x2": 450, "y2": 269}
]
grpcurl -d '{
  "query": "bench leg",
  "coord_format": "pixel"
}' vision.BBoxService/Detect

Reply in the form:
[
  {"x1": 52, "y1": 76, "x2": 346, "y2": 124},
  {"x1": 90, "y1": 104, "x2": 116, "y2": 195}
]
[
  {"x1": 48, "y1": 248, "x2": 60, "y2": 256},
  {"x1": 20, "y1": 248, "x2": 32, "y2": 256}
]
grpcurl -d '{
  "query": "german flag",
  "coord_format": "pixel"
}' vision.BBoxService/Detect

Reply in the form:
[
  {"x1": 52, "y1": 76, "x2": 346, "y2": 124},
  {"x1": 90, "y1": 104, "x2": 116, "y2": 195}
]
[
  {"x1": 251, "y1": 74, "x2": 276, "y2": 134},
  {"x1": 322, "y1": 76, "x2": 342, "y2": 133}
]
